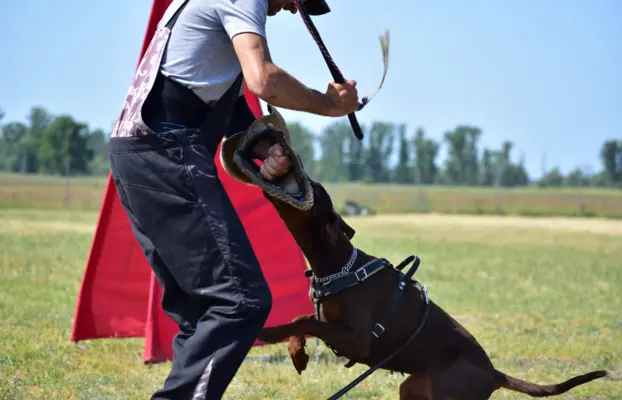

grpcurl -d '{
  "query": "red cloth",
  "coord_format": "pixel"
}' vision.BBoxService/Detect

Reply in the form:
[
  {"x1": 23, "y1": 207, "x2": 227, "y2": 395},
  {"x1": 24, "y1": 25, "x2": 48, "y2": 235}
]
[{"x1": 70, "y1": 0, "x2": 312, "y2": 363}]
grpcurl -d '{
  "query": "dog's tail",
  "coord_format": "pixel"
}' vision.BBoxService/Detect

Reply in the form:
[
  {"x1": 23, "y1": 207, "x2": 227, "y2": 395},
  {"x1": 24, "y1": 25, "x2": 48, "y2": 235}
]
[{"x1": 493, "y1": 369, "x2": 607, "y2": 397}]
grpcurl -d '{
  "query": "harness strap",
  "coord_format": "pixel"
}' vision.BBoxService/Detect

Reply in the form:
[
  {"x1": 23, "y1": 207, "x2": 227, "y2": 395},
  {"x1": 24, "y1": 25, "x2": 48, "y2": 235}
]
[
  {"x1": 311, "y1": 258, "x2": 389, "y2": 302},
  {"x1": 304, "y1": 253, "x2": 430, "y2": 399},
  {"x1": 371, "y1": 255, "x2": 420, "y2": 338},
  {"x1": 143, "y1": 0, "x2": 244, "y2": 152},
  {"x1": 338, "y1": 256, "x2": 421, "y2": 369},
  {"x1": 307, "y1": 256, "x2": 389, "y2": 361}
]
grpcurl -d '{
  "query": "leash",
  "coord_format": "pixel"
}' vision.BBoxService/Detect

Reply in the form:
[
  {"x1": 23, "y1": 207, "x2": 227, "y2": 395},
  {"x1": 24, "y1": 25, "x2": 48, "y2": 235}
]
[
  {"x1": 327, "y1": 282, "x2": 430, "y2": 400},
  {"x1": 294, "y1": 0, "x2": 390, "y2": 141},
  {"x1": 313, "y1": 255, "x2": 430, "y2": 400}
]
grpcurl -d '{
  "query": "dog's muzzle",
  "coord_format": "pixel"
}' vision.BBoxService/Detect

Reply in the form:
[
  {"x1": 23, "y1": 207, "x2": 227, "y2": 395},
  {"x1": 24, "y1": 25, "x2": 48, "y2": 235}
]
[{"x1": 220, "y1": 105, "x2": 314, "y2": 211}]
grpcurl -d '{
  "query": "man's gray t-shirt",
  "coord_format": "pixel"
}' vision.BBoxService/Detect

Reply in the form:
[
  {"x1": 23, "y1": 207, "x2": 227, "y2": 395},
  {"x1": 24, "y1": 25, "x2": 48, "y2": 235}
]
[{"x1": 160, "y1": 0, "x2": 268, "y2": 104}]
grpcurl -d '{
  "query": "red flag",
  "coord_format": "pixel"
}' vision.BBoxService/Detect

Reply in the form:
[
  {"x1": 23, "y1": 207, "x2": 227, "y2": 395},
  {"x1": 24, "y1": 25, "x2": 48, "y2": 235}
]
[{"x1": 70, "y1": 0, "x2": 312, "y2": 363}]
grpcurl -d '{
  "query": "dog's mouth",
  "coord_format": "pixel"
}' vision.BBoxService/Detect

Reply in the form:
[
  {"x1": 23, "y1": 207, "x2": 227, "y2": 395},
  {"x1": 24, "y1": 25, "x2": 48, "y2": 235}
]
[{"x1": 232, "y1": 125, "x2": 314, "y2": 211}]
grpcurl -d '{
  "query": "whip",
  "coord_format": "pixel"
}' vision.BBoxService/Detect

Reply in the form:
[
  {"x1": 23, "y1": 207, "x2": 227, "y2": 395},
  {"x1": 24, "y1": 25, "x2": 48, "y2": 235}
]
[{"x1": 295, "y1": 0, "x2": 390, "y2": 140}]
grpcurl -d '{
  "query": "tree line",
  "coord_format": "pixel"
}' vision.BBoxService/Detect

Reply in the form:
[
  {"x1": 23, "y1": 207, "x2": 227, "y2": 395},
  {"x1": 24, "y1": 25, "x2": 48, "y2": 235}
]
[
  {"x1": 1, "y1": 106, "x2": 621, "y2": 188},
  {"x1": 288, "y1": 119, "x2": 621, "y2": 188},
  {"x1": 0, "y1": 107, "x2": 109, "y2": 177}
]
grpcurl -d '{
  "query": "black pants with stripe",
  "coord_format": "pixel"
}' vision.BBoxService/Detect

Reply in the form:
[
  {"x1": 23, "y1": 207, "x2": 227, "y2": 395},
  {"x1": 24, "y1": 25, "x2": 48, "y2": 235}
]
[{"x1": 109, "y1": 126, "x2": 272, "y2": 400}]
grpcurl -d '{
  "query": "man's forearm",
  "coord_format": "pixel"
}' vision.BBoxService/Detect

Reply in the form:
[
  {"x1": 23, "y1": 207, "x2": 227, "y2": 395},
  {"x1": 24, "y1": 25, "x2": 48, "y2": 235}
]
[
  {"x1": 250, "y1": 63, "x2": 333, "y2": 116},
  {"x1": 232, "y1": 32, "x2": 335, "y2": 117}
]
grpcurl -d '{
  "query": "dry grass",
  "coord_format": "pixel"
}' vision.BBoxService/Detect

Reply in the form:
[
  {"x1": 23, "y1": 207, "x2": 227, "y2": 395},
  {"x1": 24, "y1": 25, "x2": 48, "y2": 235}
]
[
  {"x1": 360, "y1": 213, "x2": 622, "y2": 235},
  {"x1": 323, "y1": 182, "x2": 622, "y2": 219},
  {"x1": 1, "y1": 207, "x2": 620, "y2": 399},
  {"x1": 2, "y1": 173, "x2": 622, "y2": 219}
]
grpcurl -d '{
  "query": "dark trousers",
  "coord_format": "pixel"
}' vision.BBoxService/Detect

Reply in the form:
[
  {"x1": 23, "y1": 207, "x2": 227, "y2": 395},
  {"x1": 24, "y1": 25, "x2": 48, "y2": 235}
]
[{"x1": 108, "y1": 126, "x2": 272, "y2": 400}]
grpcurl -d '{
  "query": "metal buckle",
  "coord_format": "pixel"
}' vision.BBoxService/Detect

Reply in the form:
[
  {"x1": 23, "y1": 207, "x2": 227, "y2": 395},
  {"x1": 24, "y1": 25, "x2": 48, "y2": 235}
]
[
  {"x1": 371, "y1": 323, "x2": 385, "y2": 338},
  {"x1": 311, "y1": 288, "x2": 323, "y2": 301},
  {"x1": 355, "y1": 267, "x2": 369, "y2": 282}
]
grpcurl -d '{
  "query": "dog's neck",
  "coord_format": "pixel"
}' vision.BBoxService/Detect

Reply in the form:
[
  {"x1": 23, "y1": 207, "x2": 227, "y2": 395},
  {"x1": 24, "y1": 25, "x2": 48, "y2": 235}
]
[
  {"x1": 306, "y1": 234, "x2": 355, "y2": 280},
  {"x1": 263, "y1": 181, "x2": 374, "y2": 280},
  {"x1": 299, "y1": 229, "x2": 374, "y2": 281}
]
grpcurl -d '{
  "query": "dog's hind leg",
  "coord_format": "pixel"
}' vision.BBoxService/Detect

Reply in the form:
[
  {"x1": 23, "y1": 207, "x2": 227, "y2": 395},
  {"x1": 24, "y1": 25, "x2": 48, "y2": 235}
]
[
  {"x1": 427, "y1": 357, "x2": 495, "y2": 400},
  {"x1": 399, "y1": 375, "x2": 430, "y2": 400}
]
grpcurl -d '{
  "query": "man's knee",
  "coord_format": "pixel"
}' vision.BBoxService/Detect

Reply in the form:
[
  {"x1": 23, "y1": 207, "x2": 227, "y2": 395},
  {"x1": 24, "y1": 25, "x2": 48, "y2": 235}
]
[{"x1": 242, "y1": 275, "x2": 273, "y2": 321}]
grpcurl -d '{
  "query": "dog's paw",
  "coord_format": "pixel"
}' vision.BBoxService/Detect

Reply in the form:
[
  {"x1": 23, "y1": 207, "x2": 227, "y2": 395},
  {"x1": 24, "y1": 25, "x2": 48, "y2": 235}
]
[{"x1": 288, "y1": 336, "x2": 309, "y2": 375}]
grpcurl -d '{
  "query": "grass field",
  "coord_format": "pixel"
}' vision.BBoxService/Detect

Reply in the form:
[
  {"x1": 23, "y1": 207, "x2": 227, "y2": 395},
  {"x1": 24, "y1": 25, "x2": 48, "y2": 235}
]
[
  {"x1": 1, "y1": 207, "x2": 620, "y2": 399},
  {"x1": 2, "y1": 173, "x2": 622, "y2": 219}
]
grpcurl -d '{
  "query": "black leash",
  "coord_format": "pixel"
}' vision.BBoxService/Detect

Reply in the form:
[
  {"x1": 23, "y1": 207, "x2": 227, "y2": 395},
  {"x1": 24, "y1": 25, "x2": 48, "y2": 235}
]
[
  {"x1": 327, "y1": 290, "x2": 430, "y2": 400},
  {"x1": 326, "y1": 256, "x2": 431, "y2": 400}
]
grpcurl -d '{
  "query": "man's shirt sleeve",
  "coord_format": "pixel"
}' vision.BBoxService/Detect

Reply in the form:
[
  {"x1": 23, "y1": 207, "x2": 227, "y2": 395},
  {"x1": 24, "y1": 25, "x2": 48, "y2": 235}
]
[{"x1": 217, "y1": 0, "x2": 268, "y2": 40}]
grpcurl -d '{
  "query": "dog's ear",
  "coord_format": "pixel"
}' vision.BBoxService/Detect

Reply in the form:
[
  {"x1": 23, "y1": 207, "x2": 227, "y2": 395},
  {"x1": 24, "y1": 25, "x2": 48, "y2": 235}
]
[
  {"x1": 336, "y1": 212, "x2": 355, "y2": 240},
  {"x1": 321, "y1": 216, "x2": 340, "y2": 246},
  {"x1": 321, "y1": 211, "x2": 355, "y2": 245}
]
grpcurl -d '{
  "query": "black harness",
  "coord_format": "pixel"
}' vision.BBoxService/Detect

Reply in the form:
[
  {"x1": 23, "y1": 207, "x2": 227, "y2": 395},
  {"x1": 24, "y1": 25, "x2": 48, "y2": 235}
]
[{"x1": 304, "y1": 251, "x2": 431, "y2": 399}]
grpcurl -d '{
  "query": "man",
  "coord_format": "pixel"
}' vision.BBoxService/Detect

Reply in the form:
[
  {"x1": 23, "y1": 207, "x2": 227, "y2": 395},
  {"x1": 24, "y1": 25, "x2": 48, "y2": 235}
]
[{"x1": 107, "y1": 0, "x2": 359, "y2": 399}]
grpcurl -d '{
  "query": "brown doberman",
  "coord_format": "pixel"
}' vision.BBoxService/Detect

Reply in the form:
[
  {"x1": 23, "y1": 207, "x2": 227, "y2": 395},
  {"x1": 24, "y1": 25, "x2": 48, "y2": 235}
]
[{"x1": 220, "y1": 106, "x2": 608, "y2": 399}]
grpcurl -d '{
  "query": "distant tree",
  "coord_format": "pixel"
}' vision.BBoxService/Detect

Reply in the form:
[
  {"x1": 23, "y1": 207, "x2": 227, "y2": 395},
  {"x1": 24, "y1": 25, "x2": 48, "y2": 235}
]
[
  {"x1": 498, "y1": 141, "x2": 513, "y2": 186},
  {"x1": 87, "y1": 128, "x2": 110, "y2": 175},
  {"x1": 589, "y1": 171, "x2": 609, "y2": 188},
  {"x1": 316, "y1": 120, "x2": 350, "y2": 182},
  {"x1": 345, "y1": 127, "x2": 365, "y2": 182},
  {"x1": 600, "y1": 140, "x2": 621, "y2": 186},
  {"x1": 287, "y1": 122, "x2": 316, "y2": 177},
  {"x1": 412, "y1": 127, "x2": 439, "y2": 184},
  {"x1": 443, "y1": 125, "x2": 481, "y2": 185},
  {"x1": 365, "y1": 121, "x2": 395, "y2": 183},
  {"x1": 539, "y1": 167, "x2": 564, "y2": 187},
  {"x1": 38, "y1": 115, "x2": 93, "y2": 175},
  {"x1": 393, "y1": 124, "x2": 412, "y2": 183},
  {"x1": 480, "y1": 148, "x2": 495, "y2": 186},
  {"x1": 443, "y1": 127, "x2": 465, "y2": 184},
  {"x1": 21, "y1": 107, "x2": 53, "y2": 173},
  {"x1": 511, "y1": 152, "x2": 529, "y2": 186},
  {"x1": 0, "y1": 122, "x2": 29, "y2": 172}
]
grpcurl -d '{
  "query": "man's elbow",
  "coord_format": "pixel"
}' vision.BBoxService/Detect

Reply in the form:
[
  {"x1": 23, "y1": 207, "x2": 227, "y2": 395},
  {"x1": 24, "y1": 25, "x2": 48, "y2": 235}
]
[{"x1": 245, "y1": 64, "x2": 279, "y2": 101}]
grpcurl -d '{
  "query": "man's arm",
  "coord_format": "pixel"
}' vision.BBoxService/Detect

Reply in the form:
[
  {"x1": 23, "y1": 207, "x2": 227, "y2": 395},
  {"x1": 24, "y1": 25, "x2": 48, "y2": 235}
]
[
  {"x1": 217, "y1": 0, "x2": 357, "y2": 117},
  {"x1": 232, "y1": 32, "x2": 334, "y2": 116}
]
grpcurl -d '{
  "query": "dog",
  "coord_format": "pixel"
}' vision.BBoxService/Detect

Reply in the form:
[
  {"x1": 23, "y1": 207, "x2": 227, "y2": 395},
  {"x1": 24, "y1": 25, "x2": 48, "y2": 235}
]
[{"x1": 220, "y1": 106, "x2": 608, "y2": 399}]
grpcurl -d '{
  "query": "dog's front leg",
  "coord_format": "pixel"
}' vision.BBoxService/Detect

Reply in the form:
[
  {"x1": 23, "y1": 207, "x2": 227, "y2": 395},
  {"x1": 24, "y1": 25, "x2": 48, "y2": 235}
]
[
  {"x1": 258, "y1": 316, "x2": 370, "y2": 361},
  {"x1": 287, "y1": 314, "x2": 315, "y2": 374}
]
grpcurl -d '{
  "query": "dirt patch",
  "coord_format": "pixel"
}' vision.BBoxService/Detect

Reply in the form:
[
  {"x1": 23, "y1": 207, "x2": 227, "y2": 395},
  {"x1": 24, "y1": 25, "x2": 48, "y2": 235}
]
[{"x1": 356, "y1": 214, "x2": 622, "y2": 236}]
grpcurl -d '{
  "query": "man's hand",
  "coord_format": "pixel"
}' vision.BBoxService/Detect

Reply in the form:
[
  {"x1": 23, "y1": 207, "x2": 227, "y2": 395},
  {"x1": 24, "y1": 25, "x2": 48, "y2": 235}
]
[
  {"x1": 260, "y1": 143, "x2": 292, "y2": 180},
  {"x1": 325, "y1": 80, "x2": 360, "y2": 117}
]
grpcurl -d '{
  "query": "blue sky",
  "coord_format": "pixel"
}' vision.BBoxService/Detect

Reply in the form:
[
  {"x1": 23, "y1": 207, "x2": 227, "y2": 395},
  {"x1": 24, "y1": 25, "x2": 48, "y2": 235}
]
[{"x1": 1, "y1": 0, "x2": 620, "y2": 179}]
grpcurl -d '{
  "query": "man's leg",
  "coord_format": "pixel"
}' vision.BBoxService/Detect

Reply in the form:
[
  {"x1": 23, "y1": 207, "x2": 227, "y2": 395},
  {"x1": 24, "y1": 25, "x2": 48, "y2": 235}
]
[{"x1": 109, "y1": 130, "x2": 272, "y2": 400}]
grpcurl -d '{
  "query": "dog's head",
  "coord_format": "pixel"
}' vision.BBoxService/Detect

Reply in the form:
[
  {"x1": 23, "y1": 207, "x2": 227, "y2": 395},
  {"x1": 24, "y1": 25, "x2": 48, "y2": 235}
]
[
  {"x1": 263, "y1": 178, "x2": 356, "y2": 270},
  {"x1": 308, "y1": 180, "x2": 356, "y2": 245},
  {"x1": 220, "y1": 105, "x2": 355, "y2": 269},
  {"x1": 220, "y1": 105, "x2": 313, "y2": 211}
]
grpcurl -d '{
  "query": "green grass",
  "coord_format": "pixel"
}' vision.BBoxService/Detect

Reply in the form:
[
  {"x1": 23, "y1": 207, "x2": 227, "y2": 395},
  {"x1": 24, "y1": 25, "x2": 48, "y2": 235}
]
[
  {"x1": 0, "y1": 207, "x2": 620, "y2": 399},
  {"x1": 2, "y1": 173, "x2": 621, "y2": 219}
]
